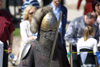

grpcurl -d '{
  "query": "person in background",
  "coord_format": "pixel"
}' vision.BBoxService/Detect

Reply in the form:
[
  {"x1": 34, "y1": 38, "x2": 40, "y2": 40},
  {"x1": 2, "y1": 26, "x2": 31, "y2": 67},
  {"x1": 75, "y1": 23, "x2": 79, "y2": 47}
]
[
  {"x1": 77, "y1": 0, "x2": 93, "y2": 15},
  {"x1": 21, "y1": 0, "x2": 39, "y2": 22},
  {"x1": 92, "y1": 0, "x2": 100, "y2": 66},
  {"x1": 77, "y1": 26, "x2": 98, "y2": 67},
  {"x1": 49, "y1": 0, "x2": 70, "y2": 67},
  {"x1": 9, "y1": 5, "x2": 37, "y2": 66},
  {"x1": 0, "y1": 0, "x2": 15, "y2": 67},
  {"x1": 92, "y1": 0, "x2": 100, "y2": 49},
  {"x1": 64, "y1": 12, "x2": 99, "y2": 67}
]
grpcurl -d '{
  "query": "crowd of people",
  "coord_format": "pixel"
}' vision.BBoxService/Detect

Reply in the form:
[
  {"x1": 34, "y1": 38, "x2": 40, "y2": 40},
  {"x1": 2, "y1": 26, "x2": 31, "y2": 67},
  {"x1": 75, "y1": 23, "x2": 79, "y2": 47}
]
[{"x1": 0, "y1": 0, "x2": 100, "y2": 67}]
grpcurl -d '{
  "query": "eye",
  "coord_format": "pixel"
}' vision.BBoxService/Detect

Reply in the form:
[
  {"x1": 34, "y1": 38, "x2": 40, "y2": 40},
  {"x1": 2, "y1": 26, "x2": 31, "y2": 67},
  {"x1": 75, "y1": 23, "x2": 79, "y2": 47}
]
[{"x1": 29, "y1": 12, "x2": 34, "y2": 15}]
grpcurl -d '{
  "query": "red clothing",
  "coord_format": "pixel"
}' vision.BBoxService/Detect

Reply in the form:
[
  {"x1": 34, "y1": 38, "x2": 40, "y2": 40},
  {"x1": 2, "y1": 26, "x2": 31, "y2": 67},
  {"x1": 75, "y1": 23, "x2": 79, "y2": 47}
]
[
  {"x1": 0, "y1": 10, "x2": 15, "y2": 42},
  {"x1": 77, "y1": 0, "x2": 93, "y2": 15}
]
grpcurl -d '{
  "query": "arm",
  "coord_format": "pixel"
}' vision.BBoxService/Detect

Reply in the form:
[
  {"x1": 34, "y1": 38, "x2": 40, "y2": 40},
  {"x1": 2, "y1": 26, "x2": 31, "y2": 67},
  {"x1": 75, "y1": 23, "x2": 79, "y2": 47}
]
[
  {"x1": 93, "y1": 40, "x2": 99, "y2": 67},
  {"x1": 77, "y1": 0, "x2": 82, "y2": 10},
  {"x1": 28, "y1": 32, "x2": 38, "y2": 40},
  {"x1": 64, "y1": 20, "x2": 77, "y2": 46},
  {"x1": 61, "y1": 6, "x2": 67, "y2": 42},
  {"x1": 7, "y1": 32, "x2": 13, "y2": 54},
  {"x1": 20, "y1": 22, "x2": 33, "y2": 44},
  {"x1": 6, "y1": 12, "x2": 15, "y2": 54}
]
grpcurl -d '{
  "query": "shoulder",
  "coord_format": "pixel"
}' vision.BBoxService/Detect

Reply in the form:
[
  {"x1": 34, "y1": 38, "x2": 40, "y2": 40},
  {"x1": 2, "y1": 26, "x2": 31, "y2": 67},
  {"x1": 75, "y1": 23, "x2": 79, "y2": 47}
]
[
  {"x1": 88, "y1": 37, "x2": 97, "y2": 45},
  {"x1": 90, "y1": 38, "x2": 97, "y2": 43},
  {"x1": 71, "y1": 16, "x2": 84, "y2": 23},
  {"x1": 1, "y1": 10, "x2": 12, "y2": 22},
  {"x1": 74, "y1": 16, "x2": 84, "y2": 21},
  {"x1": 61, "y1": 5, "x2": 67, "y2": 12},
  {"x1": 77, "y1": 37, "x2": 84, "y2": 45},
  {"x1": 20, "y1": 20, "x2": 29, "y2": 26},
  {"x1": 1, "y1": 10, "x2": 11, "y2": 17},
  {"x1": 61, "y1": 5, "x2": 68, "y2": 13},
  {"x1": 78, "y1": 37, "x2": 84, "y2": 42}
]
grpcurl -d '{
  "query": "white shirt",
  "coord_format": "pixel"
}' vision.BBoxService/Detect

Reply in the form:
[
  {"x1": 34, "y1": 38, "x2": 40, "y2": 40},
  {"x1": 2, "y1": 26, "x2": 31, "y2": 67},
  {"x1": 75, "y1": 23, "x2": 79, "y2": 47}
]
[
  {"x1": 20, "y1": 20, "x2": 37, "y2": 44},
  {"x1": 77, "y1": 36, "x2": 98, "y2": 55},
  {"x1": 77, "y1": 36, "x2": 98, "y2": 64}
]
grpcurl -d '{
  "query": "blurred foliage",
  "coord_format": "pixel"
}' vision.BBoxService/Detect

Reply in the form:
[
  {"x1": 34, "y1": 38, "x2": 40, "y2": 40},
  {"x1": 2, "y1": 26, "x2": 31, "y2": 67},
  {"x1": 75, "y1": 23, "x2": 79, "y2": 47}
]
[{"x1": 13, "y1": 27, "x2": 20, "y2": 36}]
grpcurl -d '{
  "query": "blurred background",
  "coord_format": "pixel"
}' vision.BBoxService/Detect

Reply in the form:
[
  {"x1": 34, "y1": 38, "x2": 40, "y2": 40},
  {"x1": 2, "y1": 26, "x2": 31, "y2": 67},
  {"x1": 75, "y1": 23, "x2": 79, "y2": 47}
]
[{"x1": 2, "y1": 0, "x2": 85, "y2": 24}]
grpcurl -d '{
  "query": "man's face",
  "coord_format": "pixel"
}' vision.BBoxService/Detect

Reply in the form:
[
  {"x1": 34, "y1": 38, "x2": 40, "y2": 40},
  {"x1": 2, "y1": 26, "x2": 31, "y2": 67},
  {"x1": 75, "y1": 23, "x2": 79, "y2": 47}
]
[
  {"x1": 95, "y1": 2, "x2": 100, "y2": 13},
  {"x1": 87, "y1": 18, "x2": 96, "y2": 26},
  {"x1": 0, "y1": 0, "x2": 2, "y2": 9},
  {"x1": 86, "y1": 12, "x2": 97, "y2": 26},
  {"x1": 53, "y1": 0, "x2": 61, "y2": 5}
]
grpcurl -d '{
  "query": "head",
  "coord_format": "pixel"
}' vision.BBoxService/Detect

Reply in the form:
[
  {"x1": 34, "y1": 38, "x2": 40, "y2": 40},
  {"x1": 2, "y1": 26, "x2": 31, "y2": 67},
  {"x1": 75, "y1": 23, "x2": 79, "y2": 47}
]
[
  {"x1": 23, "y1": 0, "x2": 26, "y2": 2},
  {"x1": 83, "y1": 26, "x2": 95, "y2": 41},
  {"x1": 0, "y1": 0, "x2": 2, "y2": 9},
  {"x1": 85, "y1": 12, "x2": 97, "y2": 26},
  {"x1": 23, "y1": 5, "x2": 37, "y2": 21},
  {"x1": 52, "y1": 0, "x2": 61, "y2": 6},
  {"x1": 39, "y1": 11, "x2": 58, "y2": 49},
  {"x1": 92, "y1": 0, "x2": 100, "y2": 14}
]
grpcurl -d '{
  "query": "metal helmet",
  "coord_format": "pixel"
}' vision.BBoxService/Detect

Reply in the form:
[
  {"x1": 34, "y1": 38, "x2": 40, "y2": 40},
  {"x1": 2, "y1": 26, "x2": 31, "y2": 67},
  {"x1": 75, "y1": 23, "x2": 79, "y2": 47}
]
[
  {"x1": 39, "y1": 11, "x2": 58, "y2": 50},
  {"x1": 34, "y1": 11, "x2": 60, "y2": 67},
  {"x1": 36, "y1": 11, "x2": 59, "y2": 62},
  {"x1": 40, "y1": 11, "x2": 58, "y2": 31}
]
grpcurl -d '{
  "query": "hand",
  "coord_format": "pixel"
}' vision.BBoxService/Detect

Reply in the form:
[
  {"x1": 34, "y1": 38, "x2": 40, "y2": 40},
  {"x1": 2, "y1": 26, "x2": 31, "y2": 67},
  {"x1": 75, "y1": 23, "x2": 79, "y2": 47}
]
[
  {"x1": 29, "y1": 36, "x2": 34, "y2": 40},
  {"x1": 7, "y1": 45, "x2": 12, "y2": 54}
]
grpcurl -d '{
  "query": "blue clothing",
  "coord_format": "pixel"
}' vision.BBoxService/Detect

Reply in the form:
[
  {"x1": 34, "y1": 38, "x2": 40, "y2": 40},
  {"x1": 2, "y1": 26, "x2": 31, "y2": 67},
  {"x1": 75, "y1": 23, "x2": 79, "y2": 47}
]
[
  {"x1": 49, "y1": 2, "x2": 68, "y2": 44},
  {"x1": 21, "y1": 0, "x2": 40, "y2": 22},
  {"x1": 51, "y1": 2, "x2": 62, "y2": 32}
]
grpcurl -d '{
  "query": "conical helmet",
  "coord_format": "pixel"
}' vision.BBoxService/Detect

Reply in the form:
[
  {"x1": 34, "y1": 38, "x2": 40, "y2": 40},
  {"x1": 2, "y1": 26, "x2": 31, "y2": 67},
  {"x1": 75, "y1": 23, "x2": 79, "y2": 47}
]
[{"x1": 40, "y1": 11, "x2": 58, "y2": 31}]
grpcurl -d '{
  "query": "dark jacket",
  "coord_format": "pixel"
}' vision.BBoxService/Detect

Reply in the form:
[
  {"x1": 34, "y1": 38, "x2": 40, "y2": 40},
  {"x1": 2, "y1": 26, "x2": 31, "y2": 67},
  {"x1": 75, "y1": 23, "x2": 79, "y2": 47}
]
[{"x1": 49, "y1": 2, "x2": 68, "y2": 45}]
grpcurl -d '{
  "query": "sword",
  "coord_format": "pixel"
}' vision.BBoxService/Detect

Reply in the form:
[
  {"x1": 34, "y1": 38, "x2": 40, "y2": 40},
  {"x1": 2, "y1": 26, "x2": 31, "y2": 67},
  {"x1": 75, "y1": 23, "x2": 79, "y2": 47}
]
[{"x1": 49, "y1": 11, "x2": 62, "y2": 67}]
